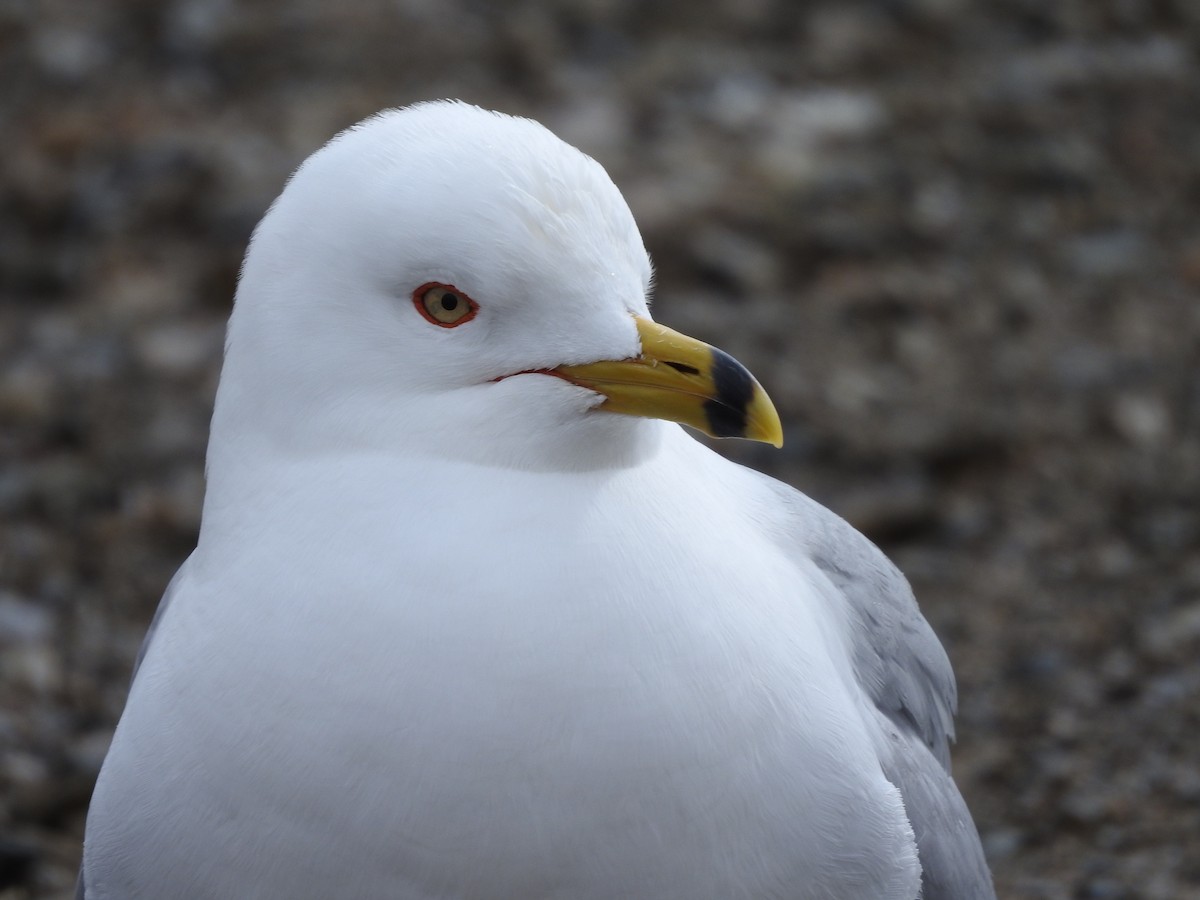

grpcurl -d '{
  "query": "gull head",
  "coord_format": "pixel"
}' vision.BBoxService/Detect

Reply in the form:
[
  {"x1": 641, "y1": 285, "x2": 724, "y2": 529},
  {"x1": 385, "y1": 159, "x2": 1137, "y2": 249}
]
[{"x1": 214, "y1": 101, "x2": 780, "y2": 472}]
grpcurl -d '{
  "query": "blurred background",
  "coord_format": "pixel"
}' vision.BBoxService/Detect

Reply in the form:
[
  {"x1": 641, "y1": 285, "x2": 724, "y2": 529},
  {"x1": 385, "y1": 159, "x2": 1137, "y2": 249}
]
[{"x1": 2, "y1": 0, "x2": 1198, "y2": 896}]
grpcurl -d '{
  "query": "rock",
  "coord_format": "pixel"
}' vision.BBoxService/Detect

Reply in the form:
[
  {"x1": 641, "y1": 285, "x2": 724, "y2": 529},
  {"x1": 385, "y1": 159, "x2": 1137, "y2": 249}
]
[
  {"x1": 0, "y1": 593, "x2": 53, "y2": 645},
  {"x1": 1110, "y1": 393, "x2": 1171, "y2": 446},
  {"x1": 135, "y1": 321, "x2": 224, "y2": 378}
]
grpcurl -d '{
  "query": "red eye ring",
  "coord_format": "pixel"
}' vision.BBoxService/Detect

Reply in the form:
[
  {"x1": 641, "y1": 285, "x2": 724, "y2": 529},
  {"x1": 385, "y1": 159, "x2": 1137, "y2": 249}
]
[{"x1": 413, "y1": 282, "x2": 479, "y2": 328}]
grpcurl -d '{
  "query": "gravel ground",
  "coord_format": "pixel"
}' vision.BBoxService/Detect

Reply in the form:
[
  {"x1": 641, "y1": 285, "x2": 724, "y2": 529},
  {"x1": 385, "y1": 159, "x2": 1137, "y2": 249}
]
[{"x1": 3, "y1": 1, "x2": 1199, "y2": 897}]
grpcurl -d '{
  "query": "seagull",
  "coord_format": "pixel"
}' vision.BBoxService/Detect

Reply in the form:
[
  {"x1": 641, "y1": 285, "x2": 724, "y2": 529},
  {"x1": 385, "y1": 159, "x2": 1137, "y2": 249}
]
[{"x1": 77, "y1": 101, "x2": 994, "y2": 899}]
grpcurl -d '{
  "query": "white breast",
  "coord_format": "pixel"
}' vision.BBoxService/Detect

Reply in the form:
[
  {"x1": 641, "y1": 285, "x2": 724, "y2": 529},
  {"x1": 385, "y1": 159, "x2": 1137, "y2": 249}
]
[{"x1": 85, "y1": 437, "x2": 920, "y2": 899}]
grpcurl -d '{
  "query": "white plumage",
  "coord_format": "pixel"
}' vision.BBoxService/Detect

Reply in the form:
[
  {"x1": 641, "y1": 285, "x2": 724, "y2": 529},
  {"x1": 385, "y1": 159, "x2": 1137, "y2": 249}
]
[{"x1": 79, "y1": 101, "x2": 993, "y2": 899}]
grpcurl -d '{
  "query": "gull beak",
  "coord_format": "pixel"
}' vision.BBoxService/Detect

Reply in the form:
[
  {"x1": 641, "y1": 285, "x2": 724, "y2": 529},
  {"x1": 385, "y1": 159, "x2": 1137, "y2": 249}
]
[{"x1": 553, "y1": 316, "x2": 784, "y2": 447}]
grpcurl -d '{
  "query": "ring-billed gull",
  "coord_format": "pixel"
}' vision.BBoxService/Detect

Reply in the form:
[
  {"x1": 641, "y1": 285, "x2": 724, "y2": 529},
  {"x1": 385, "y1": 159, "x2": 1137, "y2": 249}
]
[{"x1": 78, "y1": 101, "x2": 993, "y2": 899}]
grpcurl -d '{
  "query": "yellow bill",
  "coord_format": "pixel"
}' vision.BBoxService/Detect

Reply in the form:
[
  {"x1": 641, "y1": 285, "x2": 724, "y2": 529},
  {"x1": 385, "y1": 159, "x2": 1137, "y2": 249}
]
[{"x1": 554, "y1": 317, "x2": 784, "y2": 447}]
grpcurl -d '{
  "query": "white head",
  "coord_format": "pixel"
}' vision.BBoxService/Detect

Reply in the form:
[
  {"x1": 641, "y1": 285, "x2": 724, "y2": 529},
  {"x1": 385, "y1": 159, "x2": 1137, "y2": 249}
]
[
  {"x1": 207, "y1": 101, "x2": 780, "y2": 492},
  {"x1": 212, "y1": 101, "x2": 656, "y2": 474}
]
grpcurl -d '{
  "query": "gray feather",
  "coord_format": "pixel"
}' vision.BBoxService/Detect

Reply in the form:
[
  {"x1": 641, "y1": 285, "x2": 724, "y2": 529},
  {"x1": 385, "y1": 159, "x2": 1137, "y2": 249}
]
[
  {"x1": 876, "y1": 723, "x2": 996, "y2": 899},
  {"x1": 757, "y1": 476, "x2": 994, "y2": 899}
]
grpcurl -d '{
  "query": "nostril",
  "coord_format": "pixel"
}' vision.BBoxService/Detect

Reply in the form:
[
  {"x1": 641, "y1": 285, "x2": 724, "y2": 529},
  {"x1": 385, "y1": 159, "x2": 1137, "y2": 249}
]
[{"x1": 663, "y1": 361, "x2": 700, "y2": 376}]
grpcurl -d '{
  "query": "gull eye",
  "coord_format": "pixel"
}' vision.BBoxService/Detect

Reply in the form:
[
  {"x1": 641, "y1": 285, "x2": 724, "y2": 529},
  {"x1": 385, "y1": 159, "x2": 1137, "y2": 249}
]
[{"x1": 414, "y1": 282, "x2": 479, "y2": 327}]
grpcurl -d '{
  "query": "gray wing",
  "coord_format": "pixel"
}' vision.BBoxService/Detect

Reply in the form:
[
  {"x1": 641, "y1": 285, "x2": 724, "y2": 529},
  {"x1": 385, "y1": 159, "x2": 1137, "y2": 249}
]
[
  {"x1": 75, "y1": 556, "x2": 194, "y2": 900},
  {"x1": 759, "y1": 477, "x2": 995, "y2": 900}
]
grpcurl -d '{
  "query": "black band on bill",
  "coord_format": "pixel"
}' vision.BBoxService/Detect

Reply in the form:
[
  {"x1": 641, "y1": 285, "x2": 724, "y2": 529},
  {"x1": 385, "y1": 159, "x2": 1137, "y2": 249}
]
[{"x1": 703, "y1": 347, "x2": 754, "y2": 438}]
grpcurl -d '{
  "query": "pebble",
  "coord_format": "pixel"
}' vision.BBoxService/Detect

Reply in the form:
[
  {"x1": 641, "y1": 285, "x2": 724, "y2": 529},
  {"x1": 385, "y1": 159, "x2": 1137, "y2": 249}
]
[
  {"x1": 1110, "y1": 393, "x2": 1171, "y2": 446},
  {"x1": 0, "y1": 593, "x2": 53, "y2": 645},
  {"x1": 135, "y1": 322, "x2": 224, "y2": 377}
]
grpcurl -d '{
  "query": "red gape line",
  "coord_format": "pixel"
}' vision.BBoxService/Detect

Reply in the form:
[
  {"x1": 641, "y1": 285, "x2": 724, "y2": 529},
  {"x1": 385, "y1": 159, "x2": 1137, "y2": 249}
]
[
  {"x1": 412, "y1": 282, "x2": 480, "y2": 327},
  {"x1": 489, "y1": 368, "x2": 576, "y2": 385}
]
